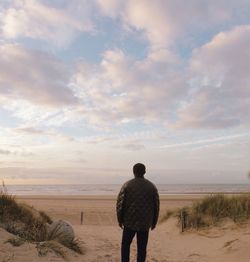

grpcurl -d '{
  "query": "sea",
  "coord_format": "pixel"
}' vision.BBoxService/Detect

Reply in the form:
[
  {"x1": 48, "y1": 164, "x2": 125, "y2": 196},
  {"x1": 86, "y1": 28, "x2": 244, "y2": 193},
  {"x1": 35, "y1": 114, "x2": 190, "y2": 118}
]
[{"x1": 2, "y1": 184, "x2": 250, "y2": 196}]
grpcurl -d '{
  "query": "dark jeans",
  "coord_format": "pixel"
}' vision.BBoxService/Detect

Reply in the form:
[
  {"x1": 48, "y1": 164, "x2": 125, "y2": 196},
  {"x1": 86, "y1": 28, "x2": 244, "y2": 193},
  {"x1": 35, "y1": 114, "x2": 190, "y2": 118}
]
[{"x1": 121, "y1": 227, "x2": 149, "y2": 262}]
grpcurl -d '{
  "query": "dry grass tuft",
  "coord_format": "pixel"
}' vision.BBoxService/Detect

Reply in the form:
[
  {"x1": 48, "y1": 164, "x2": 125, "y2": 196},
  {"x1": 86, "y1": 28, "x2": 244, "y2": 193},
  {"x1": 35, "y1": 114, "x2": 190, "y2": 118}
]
[
  {"x1": 5, "y1": 236, "x2": 26, "y2": 247},
  {"x1": 160, "y1": 208, "x2": 179, "y2": 223},
  {"x1": 39, "y1": 210, "x2": 53, "y2": 224},
  {"x1": 0, "y1": 182, "x2": 83, "y2": 258},
  {"x1": 64, "y1": 238, "x2": 84, "y2": 254},
  {"x1": 163, "y1": 194, "x2": 250, "y2": 229},
  {"x1": 36, "y1": 240, "x2": 66, "y2": 258},
  {"x1": 188, "y1": 194, "x2": 250, "y2": 228}
]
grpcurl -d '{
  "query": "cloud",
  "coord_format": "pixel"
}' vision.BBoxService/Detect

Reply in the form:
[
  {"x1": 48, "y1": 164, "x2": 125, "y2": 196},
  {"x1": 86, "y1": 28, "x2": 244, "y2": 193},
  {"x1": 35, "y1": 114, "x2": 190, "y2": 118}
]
[
  {"x1": 97, "y1": 0, "x2": 180, "y2": 48},
  {"x1": 14, "y1": 126, "x2": 49, "y2": 135},
  {"x1": 114, "y1": 141, "x2": 145, "y2": 151},
  {"x1": 1, "y1": 1, "x2": 250, "y2": 133},
  {"x1": 97, "y1": 0, "x2": 249, "y2": 49},
  {"x1": 0, "y1": 0, "x2": 95, "y2": 47},
  {"x1": 71, "y1": 48, "x2": 187, "y2": 127},
  {"x1": 11, "y1": 125, "x2": 76, "y2": 145},
  {"x1": 0, "y1": 149, "x2": 11, "y2": 155},
  {"x1": 96, "y1": 0, "x2": 123, "y2": 18},
  {"x1": 161, "y1": 132, "x2": 250, "y2": 149},
  {"x1": 0, "y1": 43, "x2": 77, "y2": 107},
  {"x1": 0, "y1": 147, "x2": 32, "y2": 156},
  {"x1": 175, "y1": 25, "x2": 250, "y2": 128}
]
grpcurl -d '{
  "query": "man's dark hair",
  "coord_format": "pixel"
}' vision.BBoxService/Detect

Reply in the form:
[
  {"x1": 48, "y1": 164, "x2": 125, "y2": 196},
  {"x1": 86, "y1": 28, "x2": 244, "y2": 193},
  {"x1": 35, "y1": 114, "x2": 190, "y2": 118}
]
[{"x1": 133, "y1": 163, "x2": 146, "y2": 177}]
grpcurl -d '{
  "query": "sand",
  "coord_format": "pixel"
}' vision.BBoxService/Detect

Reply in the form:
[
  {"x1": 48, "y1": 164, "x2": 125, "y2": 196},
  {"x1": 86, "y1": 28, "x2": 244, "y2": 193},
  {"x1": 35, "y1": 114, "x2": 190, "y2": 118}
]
[{"x1": 1, "y1": 194, "x2": 250, "y2": 261}]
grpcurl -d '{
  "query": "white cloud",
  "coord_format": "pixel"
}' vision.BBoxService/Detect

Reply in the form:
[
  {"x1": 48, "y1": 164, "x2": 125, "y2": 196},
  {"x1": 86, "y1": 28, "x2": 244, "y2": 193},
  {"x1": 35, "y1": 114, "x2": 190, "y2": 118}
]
[
  {"x1": 0, "y1": 146, "x2": 33, "y2": 156},
  {"x1": 0, "y1": 149, "x2": 11, "y2": 155},
  {"x1": 0, "y1": 43, "x2": 77, "y2": 106},
  {"x1": 96, "y1": 0, "x2": 123, "y2": 18},
  {"x1": 176, "y1": 25, "x2": 250, "y2": 128},
  {"x1": 13, "y1": 125, "x2": 75, "y2": 143},
  {"x1": 1, "y1": 1, "x2": 250, "y2": 133},
  {"x1": 97, "y1": 0, "x2": 176, "y2": 49},
  {"x1": 0, "y1": 0, "x2": 95, "y2": 47},
  {"x1": 97, "y1": 0, "x2": 248, "y2": 50},
  {"x1": 161, "y1": 132, "x2": 250, "y2": 149},
  {"x1": 14, "y1": 126, "x2": 49, "y2": 135},
  {"x1": 114, "y1": 141, "x2": 145, "y2": 151},
  {"x1": 71, "y1": 48, "x2": 187, "y2": 127}
]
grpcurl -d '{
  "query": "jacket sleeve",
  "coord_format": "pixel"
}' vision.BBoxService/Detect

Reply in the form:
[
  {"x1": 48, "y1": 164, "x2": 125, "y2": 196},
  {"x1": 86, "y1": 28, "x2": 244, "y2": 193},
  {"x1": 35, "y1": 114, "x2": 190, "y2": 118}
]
[
  {"x1": 152, "y1": 187, "x2": 160, "y2": 228},
  {"x1": 116, "y1": 185, "x2": 126, "y2": 225}
]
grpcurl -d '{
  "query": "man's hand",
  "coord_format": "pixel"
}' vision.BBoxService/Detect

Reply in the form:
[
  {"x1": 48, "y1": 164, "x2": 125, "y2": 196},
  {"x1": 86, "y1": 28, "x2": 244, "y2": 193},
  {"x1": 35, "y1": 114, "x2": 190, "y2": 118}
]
[{"x1": 119, "y1": 223, "x2": 124, "y2": 229}]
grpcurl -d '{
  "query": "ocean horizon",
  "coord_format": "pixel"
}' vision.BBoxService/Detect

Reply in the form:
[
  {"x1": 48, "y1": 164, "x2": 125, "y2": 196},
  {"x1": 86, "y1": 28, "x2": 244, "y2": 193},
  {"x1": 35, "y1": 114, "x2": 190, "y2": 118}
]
[{"x1": 2, "y1": 184, "x2": 250, "y2": 196}]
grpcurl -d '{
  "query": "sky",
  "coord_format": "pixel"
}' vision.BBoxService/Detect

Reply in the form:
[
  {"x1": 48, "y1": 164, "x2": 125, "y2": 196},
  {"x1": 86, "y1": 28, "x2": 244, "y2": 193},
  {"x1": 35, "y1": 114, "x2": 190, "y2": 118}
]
[{"x1": 0, "y1": 0, "x2": 250, "y2": 185}]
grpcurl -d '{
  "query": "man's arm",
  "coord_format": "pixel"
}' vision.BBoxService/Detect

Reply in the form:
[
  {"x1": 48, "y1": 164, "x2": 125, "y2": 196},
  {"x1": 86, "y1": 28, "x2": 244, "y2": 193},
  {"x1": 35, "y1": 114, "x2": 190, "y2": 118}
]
[
  {"x1": 116, "y1": 185, "x2": 126, "y2": 228},
  {"x1": 151, "y1": 187, "x2": 160, "y2": 230}
]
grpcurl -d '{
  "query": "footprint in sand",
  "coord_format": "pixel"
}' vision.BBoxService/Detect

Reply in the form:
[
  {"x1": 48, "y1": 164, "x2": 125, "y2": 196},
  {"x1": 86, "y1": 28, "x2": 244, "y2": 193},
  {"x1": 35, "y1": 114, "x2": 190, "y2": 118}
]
[
  {"x1": 0, "y1": 252, "x2": 15, "y2": 262},
  {"x1": 149, "y1": 258, "x2": 158, "y2": 262},
  {"x1": 223, "y1": 238, "x2": 239, "y2": 251},
  {"x1": 96, "y1": 254, "x2": 119, "y2": 262},
  {"x1": 188, "y1": 253, "x2": 200, "y2": 257}
]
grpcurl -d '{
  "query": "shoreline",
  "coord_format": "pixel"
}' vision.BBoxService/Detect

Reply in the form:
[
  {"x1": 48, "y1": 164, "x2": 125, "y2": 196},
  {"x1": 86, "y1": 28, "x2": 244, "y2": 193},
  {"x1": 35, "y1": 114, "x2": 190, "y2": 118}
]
[
  {"x1": 14, "y1": 194, "x2": 212, "y2": 203},
  {"x1": 15, "y1": 192, "x2": 249, "y2": 200}
]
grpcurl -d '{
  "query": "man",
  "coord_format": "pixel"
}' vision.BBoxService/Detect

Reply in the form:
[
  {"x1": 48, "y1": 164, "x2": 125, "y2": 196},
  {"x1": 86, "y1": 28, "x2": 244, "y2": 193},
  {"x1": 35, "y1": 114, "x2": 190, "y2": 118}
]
[{"x1": 116, "y1": 163, "x2": 160, "y2": 262}]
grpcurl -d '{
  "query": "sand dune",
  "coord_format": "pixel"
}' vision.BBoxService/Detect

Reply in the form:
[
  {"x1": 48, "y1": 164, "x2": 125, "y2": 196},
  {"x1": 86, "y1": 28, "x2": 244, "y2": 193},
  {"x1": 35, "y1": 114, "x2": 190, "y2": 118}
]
[{"x1": 1, "y1": 195, "x2": 250, "y2": 261}]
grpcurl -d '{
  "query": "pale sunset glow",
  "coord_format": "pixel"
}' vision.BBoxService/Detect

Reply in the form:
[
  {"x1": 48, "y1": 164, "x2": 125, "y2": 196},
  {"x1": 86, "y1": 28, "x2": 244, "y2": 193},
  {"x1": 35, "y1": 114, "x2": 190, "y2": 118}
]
[{"x1": 0, "y1": 0, "x2": 249, "y2": 184}]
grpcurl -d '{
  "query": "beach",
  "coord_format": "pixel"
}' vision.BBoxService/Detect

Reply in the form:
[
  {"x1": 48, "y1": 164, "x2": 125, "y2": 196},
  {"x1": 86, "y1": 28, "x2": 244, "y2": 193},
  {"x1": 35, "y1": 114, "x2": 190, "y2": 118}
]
[{"x1": 1, "y1": 194, "x2": 250, "y2": 261}]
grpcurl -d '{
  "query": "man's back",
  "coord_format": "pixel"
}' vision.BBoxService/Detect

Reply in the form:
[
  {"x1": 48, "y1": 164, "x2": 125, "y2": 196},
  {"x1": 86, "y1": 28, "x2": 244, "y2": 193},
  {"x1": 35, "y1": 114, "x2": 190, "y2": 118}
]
[{"x1": 117, "y1": 177, "x2": 159, "y2": 231}]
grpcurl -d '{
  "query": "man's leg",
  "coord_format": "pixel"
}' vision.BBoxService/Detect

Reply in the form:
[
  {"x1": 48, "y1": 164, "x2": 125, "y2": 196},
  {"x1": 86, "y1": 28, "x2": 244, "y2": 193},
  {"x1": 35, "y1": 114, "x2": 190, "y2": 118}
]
[
  {"x1": 136, "y1": 230, "x2": 149, "y2": 262},
  {"x1": 121, "y1": 227, "x2": 136, "y2": 262}
]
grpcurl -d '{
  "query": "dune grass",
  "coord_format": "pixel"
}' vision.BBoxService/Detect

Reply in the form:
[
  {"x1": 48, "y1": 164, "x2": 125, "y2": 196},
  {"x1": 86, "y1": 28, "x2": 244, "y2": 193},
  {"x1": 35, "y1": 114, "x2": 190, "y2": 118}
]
[
  {"x1": 0, "y1": 188, "x2": 49, "y2": 242},
  {"x1": 0, "y1": 183, "x2": 83, "y2": 258},
  {"x1": 5, "y1": 236, "x2": 26, "y2": 247},
  {"x1": 163, "y1": 194, "x2": 250, "y2": 229},
  {"x1": 36, "y1": 240, "x2": 66, "y2": 258},
  {"x1": 160, "y1": 208, "x2": 179, "y2": 222}
]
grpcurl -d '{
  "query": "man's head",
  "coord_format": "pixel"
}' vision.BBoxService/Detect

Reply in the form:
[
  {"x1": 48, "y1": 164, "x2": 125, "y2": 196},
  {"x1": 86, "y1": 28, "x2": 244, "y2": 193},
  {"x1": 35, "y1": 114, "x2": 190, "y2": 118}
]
[{"x1": 133, "y1": 163, "x2": 146, "y2": 177}]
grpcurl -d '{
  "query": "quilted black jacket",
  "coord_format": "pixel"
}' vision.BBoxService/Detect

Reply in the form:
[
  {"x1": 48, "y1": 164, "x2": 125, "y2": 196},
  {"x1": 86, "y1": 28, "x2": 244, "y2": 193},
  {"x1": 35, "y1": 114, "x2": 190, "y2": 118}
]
[{"x1": 116, "y1": 177, "x2": 160, "y2": 231}]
